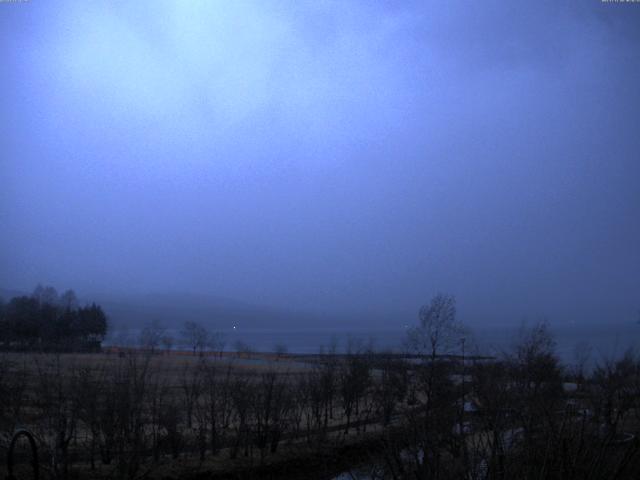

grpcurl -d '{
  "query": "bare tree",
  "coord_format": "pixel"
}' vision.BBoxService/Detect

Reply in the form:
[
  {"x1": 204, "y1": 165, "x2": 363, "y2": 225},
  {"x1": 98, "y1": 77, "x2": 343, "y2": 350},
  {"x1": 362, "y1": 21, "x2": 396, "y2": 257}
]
[
  {"x1": 406, "y1": 293, "x2": 464, "y2": 360},
  {"x1": 208, "y1": 331, "x2": 225, "y2": 357},
  {"x1": 374, "y1": 357, "x2": 408, "y2": 426},
  {"x1": 339, "y1": 343, "x2": 372, "y2": 435},
  {"x1": 590, "y1": 349, "x2": 638, "y2": 439},
  {"x1": 379, "y1": 294, "x2": 466, "y2": 479},
  {"x1": 234, "y1": 340, "x2": 252, "y2": 358},
  {"x1": 139, "y1": 319, "x2": 165, "y2": 354},
  {"x1": 160, "y1": 333, "x2": 174, "y2": 354},
  {"x1": 572, "y1": 340, "x2": 592, "y2": 383},
  {"x1": 180, "y1": 360, "x2": 204, "y2": 429},
  {"x1": 229, "y1": 374, "x2": 254, "y2": 459},
  {"x1": 32, "y1": 355, "x2": 80, "y2": 480},
  {"x1": 0, "y1": 356, "x2": 28, "y2": 432},
  {"x1": 202, "y1": 363, "x2": 234, "y2": 456},
  {"x1": 252, "y1": 370, "x2": 292, "y2": 459},
  {"x1": 181, "y1": 320, "x2": 210, "y2": 355},
  {"x1": 274, "y1": 342, "x2": 288, "y2": 359}
]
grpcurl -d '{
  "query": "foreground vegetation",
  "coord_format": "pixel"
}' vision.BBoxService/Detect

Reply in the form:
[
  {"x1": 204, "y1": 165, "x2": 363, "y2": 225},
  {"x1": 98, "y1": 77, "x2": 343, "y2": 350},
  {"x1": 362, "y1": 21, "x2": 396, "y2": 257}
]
[{"x1": 0, "y1": 294, "x2": 639, "y2": 479}]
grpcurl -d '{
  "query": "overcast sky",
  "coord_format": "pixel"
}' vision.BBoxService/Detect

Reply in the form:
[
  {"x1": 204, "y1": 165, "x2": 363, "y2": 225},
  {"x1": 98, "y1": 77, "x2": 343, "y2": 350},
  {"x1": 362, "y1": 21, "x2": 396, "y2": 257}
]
[{"x1": 1, "y1": 1, "x2": 639, "y2": 326}]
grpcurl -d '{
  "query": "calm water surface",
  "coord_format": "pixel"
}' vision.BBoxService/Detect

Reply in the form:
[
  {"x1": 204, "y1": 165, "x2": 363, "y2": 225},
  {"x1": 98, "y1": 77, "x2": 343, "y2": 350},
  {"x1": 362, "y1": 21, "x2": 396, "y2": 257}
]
[{"x1": 109, "y1": 322, "x2": 640, "y2": 366}]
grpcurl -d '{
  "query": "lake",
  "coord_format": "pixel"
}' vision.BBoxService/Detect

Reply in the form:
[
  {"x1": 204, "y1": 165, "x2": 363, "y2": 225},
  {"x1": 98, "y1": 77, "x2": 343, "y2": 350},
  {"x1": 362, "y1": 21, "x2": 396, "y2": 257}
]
[{"x1": 108, "y1": 322, "x2": 640, "y2": 367}]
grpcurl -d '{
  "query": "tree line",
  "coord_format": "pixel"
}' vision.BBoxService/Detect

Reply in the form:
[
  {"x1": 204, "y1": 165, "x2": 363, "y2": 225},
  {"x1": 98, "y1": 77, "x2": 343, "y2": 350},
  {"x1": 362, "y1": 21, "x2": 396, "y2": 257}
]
[
  {"x1": 0, "y1": 285, "x2": 108, "y2": 352},
  {"x1": 0, "y1": 293, "x2": 638, "y2": 479}
]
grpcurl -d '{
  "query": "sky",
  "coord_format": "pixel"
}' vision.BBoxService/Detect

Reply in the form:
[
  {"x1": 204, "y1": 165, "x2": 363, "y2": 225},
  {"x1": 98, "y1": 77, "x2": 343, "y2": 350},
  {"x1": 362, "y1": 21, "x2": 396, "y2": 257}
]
[{"x1": 1, "y1": 1, "x2": 639, "y2": 327}]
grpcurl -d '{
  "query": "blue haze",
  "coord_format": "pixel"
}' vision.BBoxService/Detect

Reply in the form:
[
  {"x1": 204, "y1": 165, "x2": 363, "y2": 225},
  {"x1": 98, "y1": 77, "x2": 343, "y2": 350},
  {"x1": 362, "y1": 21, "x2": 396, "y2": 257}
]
[{"x1": 1, "y1": 2, "x2": 639, "y2": 335}]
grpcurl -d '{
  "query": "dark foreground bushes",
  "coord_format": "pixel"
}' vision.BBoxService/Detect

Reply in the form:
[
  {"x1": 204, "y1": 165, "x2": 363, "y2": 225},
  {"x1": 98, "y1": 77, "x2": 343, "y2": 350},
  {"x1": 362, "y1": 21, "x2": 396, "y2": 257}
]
[
  {"x1": 0, "y1": 294, "x2": 638, "y2": 479},
  {"x1": 0, "y1": 343, "x2": 638, "y2": 479}
]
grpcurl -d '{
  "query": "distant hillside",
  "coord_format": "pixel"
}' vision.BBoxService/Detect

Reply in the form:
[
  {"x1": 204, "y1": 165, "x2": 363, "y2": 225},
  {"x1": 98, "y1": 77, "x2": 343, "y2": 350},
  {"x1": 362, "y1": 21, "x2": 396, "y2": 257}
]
[
  {"x1": 93, "y1": 292, "x2": 323, "y2": 332},
  {"x1": 1, "y1": 287, "x2": 321, "y2": 331},
  {"x1": 1, "y1": 288, "x2": 394, "y2": 332}
]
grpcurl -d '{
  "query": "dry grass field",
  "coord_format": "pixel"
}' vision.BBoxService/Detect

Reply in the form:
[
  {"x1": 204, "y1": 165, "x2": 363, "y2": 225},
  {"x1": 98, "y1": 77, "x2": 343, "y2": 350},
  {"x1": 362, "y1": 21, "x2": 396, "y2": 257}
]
[{"x1": 1, "y1": 332, "x2": 639, "y2": 480}]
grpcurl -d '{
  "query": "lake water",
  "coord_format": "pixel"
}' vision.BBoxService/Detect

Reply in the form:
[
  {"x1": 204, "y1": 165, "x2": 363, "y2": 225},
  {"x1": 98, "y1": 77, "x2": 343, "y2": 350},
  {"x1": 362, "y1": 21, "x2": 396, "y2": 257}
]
[{"x1": 108, "y1": 322, "x2": 640, "y2": 367}]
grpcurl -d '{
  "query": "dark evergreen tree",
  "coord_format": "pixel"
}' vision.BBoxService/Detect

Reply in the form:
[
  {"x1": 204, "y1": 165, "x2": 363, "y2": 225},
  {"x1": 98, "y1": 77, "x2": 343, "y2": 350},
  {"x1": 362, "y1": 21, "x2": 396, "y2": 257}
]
[{"x1": 0, "y1": 286, "x2": 108, "y2": 351}]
